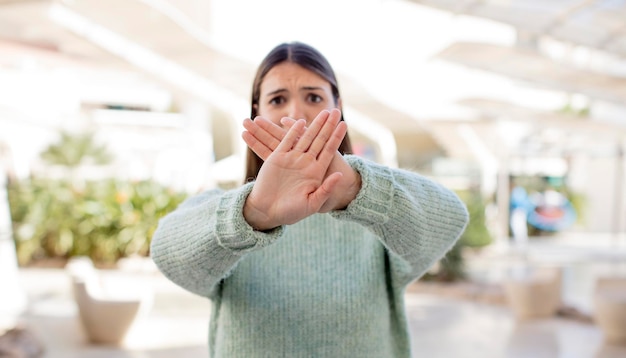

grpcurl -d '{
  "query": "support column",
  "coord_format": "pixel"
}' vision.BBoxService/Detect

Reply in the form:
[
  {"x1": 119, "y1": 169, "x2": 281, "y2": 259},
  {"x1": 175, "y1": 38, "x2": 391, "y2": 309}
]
[
  {"x1": 180, "y1": 99, "x2": 215, "y2": 192},
  {"x1": 612, "y1": 141, "x2": 625, "y2": 261},
  {"x1": 496, "y1": 157, "x2": 511, "y2": 247},
  {"x1": 0, "y1": 171, "x2": 27, "y2": 329}
]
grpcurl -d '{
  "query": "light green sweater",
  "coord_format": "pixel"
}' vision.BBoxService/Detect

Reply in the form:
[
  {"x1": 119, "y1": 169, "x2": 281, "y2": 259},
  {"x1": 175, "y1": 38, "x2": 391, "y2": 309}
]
[{"x1": 150, "y1": 155, "x2": 468, "y2": 357}]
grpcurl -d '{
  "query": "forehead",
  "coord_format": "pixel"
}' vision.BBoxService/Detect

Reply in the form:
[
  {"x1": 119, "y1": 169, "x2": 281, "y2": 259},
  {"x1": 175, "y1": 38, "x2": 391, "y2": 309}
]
[{"x1": 260, "y1": 62, "x2": 331, "y2": 93}]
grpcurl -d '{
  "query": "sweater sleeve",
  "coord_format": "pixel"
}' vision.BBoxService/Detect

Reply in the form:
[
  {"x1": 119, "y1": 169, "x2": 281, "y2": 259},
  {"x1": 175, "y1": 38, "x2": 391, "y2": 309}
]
[
  {"x1": 329, "y1": 155, "x2": 469, "y2": 289},
  {"x1": 149, "y1": 182, "x2": 284, "y2": 298}
]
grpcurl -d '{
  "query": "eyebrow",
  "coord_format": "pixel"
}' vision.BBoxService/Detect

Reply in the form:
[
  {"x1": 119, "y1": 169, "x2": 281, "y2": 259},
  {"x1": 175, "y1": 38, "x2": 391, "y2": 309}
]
[
  {"x1": 265, "y1": 86, "x2": 325, "y2": 96},
  {"x1": 301, "y1": 86, "x2": 324, "y2": 92},
  {"x1": 266, "y1": 89, "x2": 287, "y2": 96}
]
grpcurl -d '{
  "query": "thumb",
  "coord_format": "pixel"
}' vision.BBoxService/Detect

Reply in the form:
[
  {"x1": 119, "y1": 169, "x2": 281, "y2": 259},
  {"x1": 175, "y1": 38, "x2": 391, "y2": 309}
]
[{"x1": 308, "y1": 172, "x2": 343, "y2": 210}]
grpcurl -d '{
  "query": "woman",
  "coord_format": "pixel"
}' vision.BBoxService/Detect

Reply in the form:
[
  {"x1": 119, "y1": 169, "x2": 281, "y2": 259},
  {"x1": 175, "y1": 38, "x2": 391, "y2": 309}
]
[{"x1": 150, "y1": 42, "x2": 469, "y2": 357}]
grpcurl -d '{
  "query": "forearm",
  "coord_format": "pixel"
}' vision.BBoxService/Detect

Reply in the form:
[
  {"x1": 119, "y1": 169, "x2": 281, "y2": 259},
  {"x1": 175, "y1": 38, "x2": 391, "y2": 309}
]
[
  {"x1": 150, "y1": 184, "x2": 284, "y2": 297},
  {"x1": 317, "y1": 152, "x2": 362, "y2": 212},
  {"x1": 330, "y1": 155, "x2": 469, "y2": 285}
]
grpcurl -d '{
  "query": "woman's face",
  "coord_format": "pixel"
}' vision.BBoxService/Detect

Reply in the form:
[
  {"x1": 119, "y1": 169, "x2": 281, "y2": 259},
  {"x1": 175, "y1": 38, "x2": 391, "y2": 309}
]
[{"x1": 256, "y1": 62, "x2": 339, "y2": 127}]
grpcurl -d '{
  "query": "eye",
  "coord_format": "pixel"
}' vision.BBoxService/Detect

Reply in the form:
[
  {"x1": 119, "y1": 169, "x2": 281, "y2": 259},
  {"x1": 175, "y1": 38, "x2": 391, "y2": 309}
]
[
  {"x1": 307, "y1": 93, "x2": 323, "y2": 103},
  {"x1": 269, "y1": 96, "x2": 286, "y2": 105}
]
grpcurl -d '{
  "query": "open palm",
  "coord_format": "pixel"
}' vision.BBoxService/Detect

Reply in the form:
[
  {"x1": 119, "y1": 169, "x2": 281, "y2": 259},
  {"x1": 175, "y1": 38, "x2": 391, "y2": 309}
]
[
  {"x1": 243, "y1": 108, "x2": 360, "y2": 213},
  {"x1": 243, "y1": 111, "x2": 347, "y2": 230}
]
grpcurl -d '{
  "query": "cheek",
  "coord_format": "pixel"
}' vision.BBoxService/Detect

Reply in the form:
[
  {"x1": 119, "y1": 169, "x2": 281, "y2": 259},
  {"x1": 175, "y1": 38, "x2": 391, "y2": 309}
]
[
  {"x1": 256, "y1": 106, "x2": 284, "y2": 127},
  {"x1": 302, "y1": 110, "x2": 319, "y2": 124},
  {"x1": 302, "y1": 103, "x2": 335, "y2": 123}
]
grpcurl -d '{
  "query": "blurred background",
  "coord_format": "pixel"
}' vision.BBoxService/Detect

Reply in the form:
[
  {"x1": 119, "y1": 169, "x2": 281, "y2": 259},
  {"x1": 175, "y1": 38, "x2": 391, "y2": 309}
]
[{"x1": 0, "y1": 0, "x2": 625, "y2": 357}]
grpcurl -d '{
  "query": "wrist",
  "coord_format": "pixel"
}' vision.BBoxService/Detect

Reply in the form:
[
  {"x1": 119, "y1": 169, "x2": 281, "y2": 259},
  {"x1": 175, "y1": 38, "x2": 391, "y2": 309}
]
[
  {"x1": 336, "y1": 170, "x2": 362, "y2": 210},
  {"x1": 243, "y1": 196, "x2": 277, "y2": 231}
]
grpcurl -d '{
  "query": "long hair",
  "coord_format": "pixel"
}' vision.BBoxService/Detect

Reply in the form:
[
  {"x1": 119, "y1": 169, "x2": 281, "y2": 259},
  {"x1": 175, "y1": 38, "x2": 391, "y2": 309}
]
[{"x1": 244, "y1": 42, "x2": 353, "y2": 182}]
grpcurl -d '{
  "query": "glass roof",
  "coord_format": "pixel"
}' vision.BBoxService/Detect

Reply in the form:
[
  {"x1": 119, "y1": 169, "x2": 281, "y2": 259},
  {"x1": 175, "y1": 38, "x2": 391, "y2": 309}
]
[{"x1": 409, "y1": 0, "x2": 626, "y2": 58}]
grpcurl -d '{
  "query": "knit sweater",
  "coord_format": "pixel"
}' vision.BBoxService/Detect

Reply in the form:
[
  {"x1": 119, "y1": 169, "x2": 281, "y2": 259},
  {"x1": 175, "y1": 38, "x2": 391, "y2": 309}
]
[{"x1": 150, "y1": 155, "x2": 469, "y2": 357}]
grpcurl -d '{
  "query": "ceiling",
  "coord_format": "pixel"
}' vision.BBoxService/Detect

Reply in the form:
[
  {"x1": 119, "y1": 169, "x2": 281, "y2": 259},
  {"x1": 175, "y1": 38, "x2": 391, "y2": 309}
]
[
  {"x1": 2, "y1": 0, "x2": 625, "y2": 169},
  {"x1": 435, "y1": 41, "x2": 626, "y2": 105},
  {"x1": 407, "y1": 0, "x2": 626, "y2": 59},
  {"x1": 0, "y1": 0, "x2": 434, "y2": 169},
  {"x1": 0, "y1": 0, "x2": 126, "y2": 66},
  {"x1": 407, "y1": 0, "x2": 626, "y2": 158}
]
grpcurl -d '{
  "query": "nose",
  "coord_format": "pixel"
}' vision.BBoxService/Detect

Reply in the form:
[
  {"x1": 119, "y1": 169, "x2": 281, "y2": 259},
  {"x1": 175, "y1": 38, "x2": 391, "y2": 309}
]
[{"x1": 287, "y1": 101, "x2": 305, "y2": 121}]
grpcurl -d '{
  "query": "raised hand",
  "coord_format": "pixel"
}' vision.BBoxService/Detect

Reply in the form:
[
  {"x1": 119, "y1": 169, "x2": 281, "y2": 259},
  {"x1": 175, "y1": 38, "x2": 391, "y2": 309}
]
[
  {"x1": 242, "y1": 108, "x2": 361, "y2": 213},
  {"x1": 242, "y1": 110, "x2": 348, "y2": 230}
]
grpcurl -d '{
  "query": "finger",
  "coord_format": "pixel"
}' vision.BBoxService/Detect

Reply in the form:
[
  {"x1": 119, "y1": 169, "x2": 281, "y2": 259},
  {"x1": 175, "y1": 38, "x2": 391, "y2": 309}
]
[
  {"x1": 281, "y1": 118, "x2": 308, "y2": 134},
  {"x1": 254, "y1": 117, "x2": 287, "y2": 145},
  {"x1": 276, "y1": 119, "x2": 306, "y2": 152},
  {"x1": 244, "y1": 117, "x2": 282, "y2": 152},
  {"x1": 280, "y1": 117, "x2": 297, "y2": 129},
  {"x1": 308, "y1": 109, "x2": 341, "y2": 158},
  {"x1": 293, "y1": 110, "x2": 329, "y2": 152},
  {"x1": 242, "y1": 130, "x2": 273, "y2": 159},
  {"x1": 317, "y1": 121, "x2": 347, "y2": 165}
]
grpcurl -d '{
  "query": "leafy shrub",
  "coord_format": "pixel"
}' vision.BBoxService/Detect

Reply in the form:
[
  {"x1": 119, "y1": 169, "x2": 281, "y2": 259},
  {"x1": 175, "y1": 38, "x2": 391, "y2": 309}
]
[
  {"x1": 422, "y1": 189, "x2": 493, "y2": 282},
  {"x1": 456, "y1": 189, "x2": 493, "y2": 248},
  {"x1": 8, "y1": 178, "x2": 187, "y2": 266}
]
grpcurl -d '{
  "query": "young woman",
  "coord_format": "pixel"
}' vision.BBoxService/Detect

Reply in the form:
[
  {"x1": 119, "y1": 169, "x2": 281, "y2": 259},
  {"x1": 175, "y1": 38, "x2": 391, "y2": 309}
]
[{"x1": 150, "y1": 42, "x2": 469, "y2": 357}]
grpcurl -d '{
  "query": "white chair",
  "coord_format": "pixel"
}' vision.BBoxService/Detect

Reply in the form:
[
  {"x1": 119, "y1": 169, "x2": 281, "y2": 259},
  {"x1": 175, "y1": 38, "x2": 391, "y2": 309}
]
[
  {"x1": 503, "y1": 266, "x2": 562, "y2": 320},
  {"x1": 594, "y1": 277, "x2": 626, "y2": 345},
  {"x1": 66, "y1": 257, "x2": 151, "y2": 345}
]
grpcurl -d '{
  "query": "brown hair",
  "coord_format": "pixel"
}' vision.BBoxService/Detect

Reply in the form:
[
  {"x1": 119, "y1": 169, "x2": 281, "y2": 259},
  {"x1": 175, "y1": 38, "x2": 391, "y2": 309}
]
[{"x1": 244, "y1": 42, "x2": 353, "y2": 182}]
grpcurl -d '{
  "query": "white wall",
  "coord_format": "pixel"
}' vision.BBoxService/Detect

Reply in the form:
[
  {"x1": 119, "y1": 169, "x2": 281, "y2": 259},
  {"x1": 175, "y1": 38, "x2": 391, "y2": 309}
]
[{"x1": 572, "y1": 152, "x2": 626, "y2": 232}]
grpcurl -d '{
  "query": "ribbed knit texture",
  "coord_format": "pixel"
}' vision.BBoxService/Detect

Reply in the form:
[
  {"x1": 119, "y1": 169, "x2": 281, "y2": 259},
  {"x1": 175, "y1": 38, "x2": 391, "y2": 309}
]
[{"x1": 150, "y1": 155, "x2": 469, "y2": 357}]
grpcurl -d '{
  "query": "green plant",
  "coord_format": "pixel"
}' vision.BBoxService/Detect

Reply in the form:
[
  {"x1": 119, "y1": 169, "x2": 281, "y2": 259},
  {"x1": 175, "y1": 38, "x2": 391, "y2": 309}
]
[
  {"x1": 8, "y1": 178, "x2": 187, "y2": 266},
  {"x1": 422, "y1": 189, "x2": 493, "y2": 282},
  {"x1": 40, "y1": 131, "x2": 112, "y2": 167},
  {"x1": 428, "y1": 241, "x2": 465, "y2": 282},
  {"x1": 7, "y1": 129, "x2": 189, "y2": 266},
  {"x1": 456, "y1": 190, "x2": 493, "y2": 248}
]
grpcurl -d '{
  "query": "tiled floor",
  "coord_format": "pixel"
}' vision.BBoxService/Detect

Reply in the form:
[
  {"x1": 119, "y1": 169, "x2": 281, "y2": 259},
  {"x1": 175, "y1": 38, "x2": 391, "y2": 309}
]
[
  {"x1": 406, "y1": 294, "x2": 621, "y2": 358},
  {"x1": 9, "y1": 266, "x2": 626, "y2": 358},
  {"x1": 15, "y1": 268, "x2": 211, "y2": 358}
]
